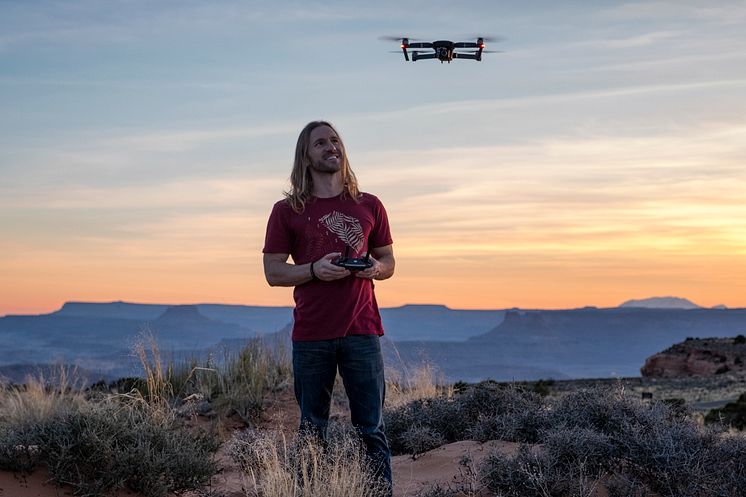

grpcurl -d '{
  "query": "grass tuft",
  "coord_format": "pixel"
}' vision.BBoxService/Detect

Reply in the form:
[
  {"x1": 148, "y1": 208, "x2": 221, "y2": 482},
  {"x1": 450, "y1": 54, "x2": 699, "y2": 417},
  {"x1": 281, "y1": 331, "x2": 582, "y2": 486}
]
[{"x1": 228, "y1": 426, "x2": 389, "y2": 497}]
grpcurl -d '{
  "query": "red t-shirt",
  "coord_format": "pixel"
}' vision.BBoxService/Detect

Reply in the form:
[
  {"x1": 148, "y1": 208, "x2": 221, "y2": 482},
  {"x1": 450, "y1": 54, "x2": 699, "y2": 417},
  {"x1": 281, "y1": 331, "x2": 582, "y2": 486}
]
[{"x1": 263, "y1": 192, "x2": 393, "y2": 341}]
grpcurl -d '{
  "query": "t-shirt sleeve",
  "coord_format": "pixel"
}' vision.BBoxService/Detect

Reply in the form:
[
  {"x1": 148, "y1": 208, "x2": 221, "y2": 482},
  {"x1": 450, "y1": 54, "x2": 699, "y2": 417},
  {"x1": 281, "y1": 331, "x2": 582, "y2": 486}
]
[
  {"x1": 369, "y1": 196, "x2": 393, "y2": 248},
  {"x1": 263, "y1": 201, "x2": 293, "y2": 254}
]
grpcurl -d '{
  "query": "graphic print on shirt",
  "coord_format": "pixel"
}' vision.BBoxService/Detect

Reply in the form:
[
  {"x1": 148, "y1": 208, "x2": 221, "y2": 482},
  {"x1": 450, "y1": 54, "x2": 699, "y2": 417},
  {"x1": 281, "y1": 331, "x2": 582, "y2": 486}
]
[{"x1": 319, "y1": 211, "x2": 365, "y2": 253}]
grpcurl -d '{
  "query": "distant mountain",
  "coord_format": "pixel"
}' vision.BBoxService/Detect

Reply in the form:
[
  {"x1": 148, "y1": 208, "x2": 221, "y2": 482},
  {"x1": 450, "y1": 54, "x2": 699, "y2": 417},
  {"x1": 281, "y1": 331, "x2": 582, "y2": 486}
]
[
  {"x1": 0, "y1": 301, "x2": 503, "y2": 381},
  {"x1": 391, "y1": 307, "x2": 746, "y2": 381},
  {"x1": 5, "y1": 301, "x2": 746, "y2": 383},
  {"x1": 155, "y1": 305, "x2": 213, "y2": 324},
  {"x1": 54, "y1": 301, "x2": 294, "y2": 334},
  {"x1": 0, "y1": 303, "x2": 269, "y2": 379},
  {"x1": 619, "y1": 296, "x2": 700, "y2": 309},
  {"x1": 379, "y1": 305, "x2": 504, "y2": 342}
]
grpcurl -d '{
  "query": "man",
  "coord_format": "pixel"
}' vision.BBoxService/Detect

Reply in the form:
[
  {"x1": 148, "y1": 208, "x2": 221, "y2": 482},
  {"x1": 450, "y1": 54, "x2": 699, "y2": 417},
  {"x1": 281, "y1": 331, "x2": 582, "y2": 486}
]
[{"x1": 262, "y1": 120, "x2": 395, "y2": 492}]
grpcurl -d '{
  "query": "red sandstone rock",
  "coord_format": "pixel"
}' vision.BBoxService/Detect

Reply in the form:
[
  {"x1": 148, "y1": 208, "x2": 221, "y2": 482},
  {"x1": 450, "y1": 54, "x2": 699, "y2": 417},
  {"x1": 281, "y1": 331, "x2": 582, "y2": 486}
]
[{"x1": 641, "y1": 337, "x2": 746, "y2": 377}]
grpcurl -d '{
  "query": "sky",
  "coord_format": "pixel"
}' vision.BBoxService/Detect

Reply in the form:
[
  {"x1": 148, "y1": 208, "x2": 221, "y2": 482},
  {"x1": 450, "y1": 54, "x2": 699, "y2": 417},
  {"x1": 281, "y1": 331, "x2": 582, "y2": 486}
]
[{"x1": 1, "y1": 0, "x2": 746, "y2": 315}]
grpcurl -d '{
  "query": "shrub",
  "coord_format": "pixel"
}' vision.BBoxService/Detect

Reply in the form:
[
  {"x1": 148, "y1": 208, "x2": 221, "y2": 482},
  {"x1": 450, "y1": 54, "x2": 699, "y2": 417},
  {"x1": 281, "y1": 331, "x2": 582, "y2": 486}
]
[
  {"x1": 0, "y1": 397, "x2": 219, "y2": 497},
  {"x1": 465, "y1": 384, "x2": 548, "y2": 443},
  {"x1": 398, "y1": 425, "x2": 447, "y2": 457},
  {"x1": 385, "y1": 396, "x2": 458, "y2": 455},
  {"x1": 705, "y1": 392, "x2": 746, "y2": 430},
  {"x1": 388, "y1": 382, "x2": 746, "y2": 497},
  {"x1": 618, "y1": 417, "x2": 721, "y2": 497},
  {"x1": 228, "y1": 426, "x2": 388, "y2": 497},
  {"x1": 384, "y1": 382, "x2": 547, "y2": 455},
  {"x1": 386, "y1": 362, "x2": 451, "y2": 408},
  {"x1": 133, "y1": 332, "x2": 292, "y2": 424},
  {"x1": 480, "y1": 443, "x2": 606, "y2": 497}
]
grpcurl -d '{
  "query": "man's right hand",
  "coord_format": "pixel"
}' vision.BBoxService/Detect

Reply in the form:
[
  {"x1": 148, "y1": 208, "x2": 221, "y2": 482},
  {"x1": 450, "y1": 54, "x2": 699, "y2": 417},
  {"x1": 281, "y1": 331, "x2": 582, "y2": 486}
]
[{"x1": 313, "y1": 252, "x2": 351, "y2": 281}]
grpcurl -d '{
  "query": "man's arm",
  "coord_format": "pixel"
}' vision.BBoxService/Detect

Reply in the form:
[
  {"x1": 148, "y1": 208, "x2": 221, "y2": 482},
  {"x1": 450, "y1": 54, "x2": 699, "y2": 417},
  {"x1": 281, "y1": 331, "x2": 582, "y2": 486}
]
[
  {"x1": 356, "y1": 244, "x2": 395, "y2": 281},
  {"x1": 263, "y1": 252, "x2": 350, "y2": 287}
]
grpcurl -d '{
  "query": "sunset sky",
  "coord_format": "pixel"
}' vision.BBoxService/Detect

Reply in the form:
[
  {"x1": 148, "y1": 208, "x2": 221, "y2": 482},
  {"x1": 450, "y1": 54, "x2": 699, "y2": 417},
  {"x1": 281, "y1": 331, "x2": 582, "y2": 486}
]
[{"x1": 2, "y1": 1, "x2": 746, "y2": 316}]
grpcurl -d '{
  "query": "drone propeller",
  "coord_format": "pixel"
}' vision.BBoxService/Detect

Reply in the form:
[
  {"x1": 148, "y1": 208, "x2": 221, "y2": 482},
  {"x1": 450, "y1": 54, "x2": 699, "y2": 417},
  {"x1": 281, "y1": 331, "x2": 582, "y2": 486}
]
[
  {"x1": 461, "y1": 35, "x2": 505, "y2": 43},
  {"x1": 378, "y1": 35, "x2": 423, "y2": 42}
]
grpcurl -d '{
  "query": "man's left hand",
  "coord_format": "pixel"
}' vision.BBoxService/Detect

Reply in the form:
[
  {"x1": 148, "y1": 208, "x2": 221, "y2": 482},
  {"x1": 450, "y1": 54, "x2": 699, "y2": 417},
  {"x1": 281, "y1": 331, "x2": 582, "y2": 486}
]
[{"x1": 355, "y1": 256, "x2": 381, "y2": 280}]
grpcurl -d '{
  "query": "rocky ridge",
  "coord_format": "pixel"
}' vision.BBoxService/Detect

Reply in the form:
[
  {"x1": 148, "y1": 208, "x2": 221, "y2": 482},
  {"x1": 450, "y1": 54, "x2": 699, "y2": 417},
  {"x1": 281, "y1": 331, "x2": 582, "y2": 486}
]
[{"x1": 641, "y1": 336, "x2": 746, "y2": 377}]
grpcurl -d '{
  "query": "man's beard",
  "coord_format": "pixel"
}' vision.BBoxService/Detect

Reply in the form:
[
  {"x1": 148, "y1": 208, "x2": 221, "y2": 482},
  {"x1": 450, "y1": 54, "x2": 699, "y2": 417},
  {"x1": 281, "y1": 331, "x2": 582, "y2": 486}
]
[{"x1": 310, "y1": 157, "x2": 343, "y2": 174}]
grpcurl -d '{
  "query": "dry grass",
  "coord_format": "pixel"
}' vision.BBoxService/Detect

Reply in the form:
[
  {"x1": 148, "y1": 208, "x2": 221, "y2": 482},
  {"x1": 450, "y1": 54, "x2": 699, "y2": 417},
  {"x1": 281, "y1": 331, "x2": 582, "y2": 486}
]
[
  {"x1": 386, "y1": 362, "x2": 452, "y2": 409},
  {"x1": 133, "y1": 331, "x2": 292, "y2": 423},
  {"x1": 229, "y1": 429, "x2": 387, "y2": 497},
  {"x1": 0, "y1": 365, "x2": 86, "y2": 426},
  {"x1": 0, "y1": 367, "x2": 219, "y2": 496},
  {"x1": 133, "y1": 331, "x2": 175, "y2": 408}
]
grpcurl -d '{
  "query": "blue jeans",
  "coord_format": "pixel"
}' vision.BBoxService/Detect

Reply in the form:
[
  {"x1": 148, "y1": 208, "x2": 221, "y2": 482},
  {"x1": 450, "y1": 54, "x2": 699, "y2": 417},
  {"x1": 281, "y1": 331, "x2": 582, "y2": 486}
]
[{"x1": 292, "y1": 334, "x2": 392, "y2": 493}]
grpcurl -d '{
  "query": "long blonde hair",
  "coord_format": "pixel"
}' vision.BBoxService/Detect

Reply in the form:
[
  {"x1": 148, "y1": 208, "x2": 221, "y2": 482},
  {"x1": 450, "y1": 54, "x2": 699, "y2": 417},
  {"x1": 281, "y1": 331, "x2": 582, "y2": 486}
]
[{"x1": 284, "y1": 121, "x2": 361, "y2": 213}]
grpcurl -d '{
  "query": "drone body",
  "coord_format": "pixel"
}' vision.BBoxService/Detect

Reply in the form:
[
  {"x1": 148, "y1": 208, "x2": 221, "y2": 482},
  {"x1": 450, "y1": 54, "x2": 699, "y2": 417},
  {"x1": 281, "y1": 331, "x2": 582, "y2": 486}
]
[{"x1": 383, "y1": 36, "x2": 500, "y2": 63}]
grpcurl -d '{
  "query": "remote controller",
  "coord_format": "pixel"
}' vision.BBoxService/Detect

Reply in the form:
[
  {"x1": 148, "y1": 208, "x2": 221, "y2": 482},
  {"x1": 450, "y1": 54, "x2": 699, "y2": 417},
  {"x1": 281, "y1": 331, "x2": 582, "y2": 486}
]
[{"x1": 333, "y1": 245, "x2": 373, "y2": 271}]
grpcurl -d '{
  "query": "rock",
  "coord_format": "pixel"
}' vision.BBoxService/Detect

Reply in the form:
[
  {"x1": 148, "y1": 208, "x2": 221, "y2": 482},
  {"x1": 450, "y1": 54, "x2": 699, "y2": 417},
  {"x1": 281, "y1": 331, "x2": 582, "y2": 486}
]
[{"x1": 641, "y1": 337, "x2": 746, "y2": 377}]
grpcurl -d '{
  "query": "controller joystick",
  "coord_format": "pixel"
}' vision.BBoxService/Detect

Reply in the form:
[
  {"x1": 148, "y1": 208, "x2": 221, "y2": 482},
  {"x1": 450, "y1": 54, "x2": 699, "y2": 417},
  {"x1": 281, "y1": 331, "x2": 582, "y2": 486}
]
[{"x1": 333, "y1": 245, "x2": 373, "y2": 271}]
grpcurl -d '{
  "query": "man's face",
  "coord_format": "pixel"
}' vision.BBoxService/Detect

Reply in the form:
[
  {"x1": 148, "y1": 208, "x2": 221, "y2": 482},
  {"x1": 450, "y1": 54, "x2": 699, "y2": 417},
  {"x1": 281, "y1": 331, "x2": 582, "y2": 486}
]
[{"x1": 308, "y1": 125, "x2": 344, "y2": 174}]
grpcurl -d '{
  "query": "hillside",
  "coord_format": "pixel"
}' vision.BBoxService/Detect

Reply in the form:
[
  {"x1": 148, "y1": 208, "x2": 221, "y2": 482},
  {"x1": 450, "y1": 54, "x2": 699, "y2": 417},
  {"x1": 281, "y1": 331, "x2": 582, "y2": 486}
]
[{"x1": 641, "y1": 336, "x2": 746, "y2": 377}]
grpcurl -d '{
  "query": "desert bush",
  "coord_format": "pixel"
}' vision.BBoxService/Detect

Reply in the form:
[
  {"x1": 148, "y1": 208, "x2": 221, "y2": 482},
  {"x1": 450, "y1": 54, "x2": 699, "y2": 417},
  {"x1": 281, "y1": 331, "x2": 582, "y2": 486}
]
[
  {"x1": 384, "y1": 396, "x2": 460, "y2": 455},
  {"x1": 388, "y1": 382, "x2": 746, "y2": 497},
  {"x1": 604, "y1": 473, "x2": 654, "y2": 497},
  {"x1": 209, "y1": 339, "x2": 292, "y2": 423},
  {"x1": 704, "y1": 433, "x2": 746, "y2": 497},
  {"x1": 228, "y1": 426, "x2": 389, "y2": 497},
  {"x1": 398, "y1": 425, "x2": 447, "y2": 457},
  {"x1": 705, "y1": 392, "x2": 746, "y2": 430},
  {"x1": 415, "y1": 484, "x2": 458, "y2": 497},
  {"x1": 385, "y1": 382, "x2": 547, "y2": 455},
  {"x1": 616, "y1": 418, "x2": 719, "y2": 497},
  {"x1": 133, "y1": 333, "x2": 292, "y2": 423},
  {"x1": 386, "y1": 361, "x2": 451, "y2": 408},
  {"x1": 542, "y1": 427, "x2": 618, "y2": 473},
  {"x1": 465, "y1": 383, "x2": 548, "y2": 443},
  {"x1": 0, "y1": 422, "x2": 43, "y2": 472},
  {"x1": 0, "y1": 367, "x2": 85, "y2": 426},
  {"x1": 549, "y1": 386, "x2": 685, "y2": 435},
  {"x1": 480, "y1": 443, "x2": 606, "y2": 497},
  {"x1": 0, "y1": 396, "x2": 219, "y2": 497}
]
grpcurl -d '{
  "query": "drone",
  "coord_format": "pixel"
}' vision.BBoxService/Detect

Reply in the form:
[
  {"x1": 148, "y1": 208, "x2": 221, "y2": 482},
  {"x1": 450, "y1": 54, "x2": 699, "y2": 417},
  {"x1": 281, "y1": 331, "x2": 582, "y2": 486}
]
[{"x1": 381, "y1": 36, "x2": 502, "y2": 63}]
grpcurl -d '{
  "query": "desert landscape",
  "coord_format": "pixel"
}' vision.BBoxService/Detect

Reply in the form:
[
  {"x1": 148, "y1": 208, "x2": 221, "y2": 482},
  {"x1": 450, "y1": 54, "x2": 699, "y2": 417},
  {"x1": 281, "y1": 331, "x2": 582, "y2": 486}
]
[{"x1": 2, "y1": 334, "x2": 745, "y2": 497}]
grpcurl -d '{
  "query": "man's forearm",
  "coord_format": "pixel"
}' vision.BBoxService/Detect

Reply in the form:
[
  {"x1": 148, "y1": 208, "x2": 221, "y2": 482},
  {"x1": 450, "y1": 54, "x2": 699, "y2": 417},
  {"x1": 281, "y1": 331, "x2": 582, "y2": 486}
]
[
  {"x1": 265, "y1": 260, "x2": 314, "y2": 287},
  {"x1": 374, "y1": 254, "x2": 395, "y2": 280}
]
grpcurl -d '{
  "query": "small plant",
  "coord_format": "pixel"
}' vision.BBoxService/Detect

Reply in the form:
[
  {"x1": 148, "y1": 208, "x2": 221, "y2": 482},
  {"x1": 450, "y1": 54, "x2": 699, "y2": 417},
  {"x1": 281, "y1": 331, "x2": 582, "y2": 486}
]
[
  {"x1": 228, "y1": 426, "x2": 389, "y2": 497},
  {"x1": 385, "y1": 381, "x2": 548, "y2": 455},
  {"x1": 705, "y1": 392, "x2": 746, "y2": 430},
  {"x1": 132, "y1": 331, "x2": 292, "y2": 424},
  {"x1": 386, "y1": 361, "x2": 451, "y2": 408},
  {"x1": 0, "y1": 387, "x2": 219, "y2": 497}
]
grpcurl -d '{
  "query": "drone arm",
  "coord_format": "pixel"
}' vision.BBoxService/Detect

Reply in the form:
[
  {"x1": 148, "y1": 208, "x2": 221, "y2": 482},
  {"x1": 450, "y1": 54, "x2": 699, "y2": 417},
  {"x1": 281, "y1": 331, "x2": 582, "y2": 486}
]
[
  {"x1": 453, "y1": 52, "x2": 480, "y2": 61},
  {"x1": 453, "y1": 42, "x2": 478, "y2": 48},
  {"x1": 407, "y1": 42, "x2": 433, "y2": 49},
  {"x1": 412, "y1": 52, "x2": 438, "y2": 61}
]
